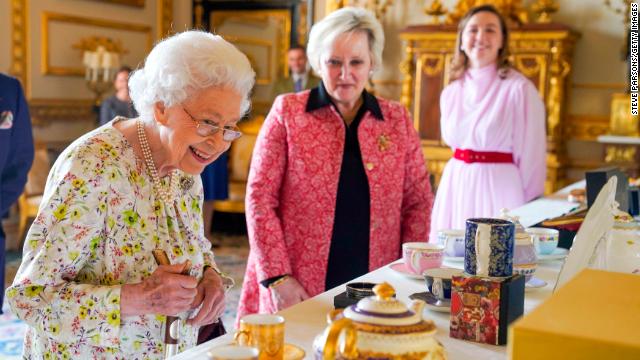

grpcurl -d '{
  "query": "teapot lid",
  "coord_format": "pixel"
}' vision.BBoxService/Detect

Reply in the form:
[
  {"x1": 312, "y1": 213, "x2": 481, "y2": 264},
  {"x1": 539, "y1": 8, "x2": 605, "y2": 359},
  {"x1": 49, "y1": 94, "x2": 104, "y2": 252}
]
[{"x1": 343, "y1": 283, "x2": 423, "y2": 327}]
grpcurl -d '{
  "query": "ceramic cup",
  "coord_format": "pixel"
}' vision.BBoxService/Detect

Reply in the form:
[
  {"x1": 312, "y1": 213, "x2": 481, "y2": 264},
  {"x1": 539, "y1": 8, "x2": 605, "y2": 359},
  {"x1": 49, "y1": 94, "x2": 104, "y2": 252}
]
[
  {"x1": 208, "y1": 345, "x2": 260, "y2": 360},
  {"x1": 437, "y1": 229, "x2": 466, "y2": 257},
  {"x1": 526, "y1": 227, "x2": 559, "y2": 255},
  {"x1": 464, "y1": 218, "x2": 515, "y2": 278},
  {"x1": 423, "y1": 267, "x2": 463, "y2": 300},
  {"x1": 512, "y1": 233, "x2": 537, "y2": 282},
  {"x1": 235, "y1": 314, "x2": 285, "y2": 360},
  {"x1": 402, "y1": 242, "x2": 445, "y2": 275}
]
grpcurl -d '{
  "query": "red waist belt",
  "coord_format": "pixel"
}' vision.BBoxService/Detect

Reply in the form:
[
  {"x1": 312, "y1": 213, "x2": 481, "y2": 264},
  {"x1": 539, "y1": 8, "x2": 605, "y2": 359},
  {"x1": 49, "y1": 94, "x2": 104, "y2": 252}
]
[{"x1": 453, "y1": 149, "x2": 514, "y2": 164}]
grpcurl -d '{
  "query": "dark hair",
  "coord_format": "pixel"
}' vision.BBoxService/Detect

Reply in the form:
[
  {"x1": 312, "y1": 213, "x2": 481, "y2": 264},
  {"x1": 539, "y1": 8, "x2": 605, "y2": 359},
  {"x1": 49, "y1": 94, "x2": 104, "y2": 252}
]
[
  {"x1": 117, "y1": 65, "x2": 133, "y2": 75},
  {"x1": 288, "y1": 45, "x2": 306, "y2": 54},
  {"x1": 449, "y1": 5, "x2": 511, "y2": 81}
]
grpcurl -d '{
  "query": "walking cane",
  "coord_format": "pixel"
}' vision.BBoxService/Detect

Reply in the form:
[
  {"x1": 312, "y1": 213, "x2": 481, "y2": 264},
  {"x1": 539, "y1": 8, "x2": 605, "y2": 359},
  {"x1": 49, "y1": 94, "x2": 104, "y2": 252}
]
[{"x1": 152, "y1": 249, "x2": 192, "y2": 359}]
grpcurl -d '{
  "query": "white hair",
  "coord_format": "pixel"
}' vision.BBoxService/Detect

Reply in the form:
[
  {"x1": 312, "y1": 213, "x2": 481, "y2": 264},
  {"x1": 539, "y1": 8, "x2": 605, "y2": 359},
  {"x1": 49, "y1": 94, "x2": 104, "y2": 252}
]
[
  {"x1": 129, "y1": 30, "x2": 255, "y2": 119},
  {"x1": 307, "y1": 7, "x2": 384, "y2": 74}
]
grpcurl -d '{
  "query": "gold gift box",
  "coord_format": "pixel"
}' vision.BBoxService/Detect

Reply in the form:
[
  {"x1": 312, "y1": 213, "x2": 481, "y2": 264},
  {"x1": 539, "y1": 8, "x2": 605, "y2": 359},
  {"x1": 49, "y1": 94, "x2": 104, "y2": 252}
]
[{"x1": 508, "y1": 269, "x2": 640, "y2": 359}]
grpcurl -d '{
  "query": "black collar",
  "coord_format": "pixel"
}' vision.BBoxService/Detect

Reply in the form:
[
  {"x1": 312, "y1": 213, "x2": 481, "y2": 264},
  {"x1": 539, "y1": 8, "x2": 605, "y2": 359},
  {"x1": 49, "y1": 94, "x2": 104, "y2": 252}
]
[{"x1": 305, "y1": 81, "x2": 384, "y2": 121}]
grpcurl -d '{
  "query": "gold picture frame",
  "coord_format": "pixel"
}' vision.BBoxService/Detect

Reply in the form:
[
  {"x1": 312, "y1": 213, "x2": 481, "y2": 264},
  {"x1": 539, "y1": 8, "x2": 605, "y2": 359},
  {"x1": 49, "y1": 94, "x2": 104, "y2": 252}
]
[
  {"x1": 41, "y1": 12, "x2": 152, "y2": 76},
  {"x1": 610, "y1": 93, "x2": 640, "y2": 137},
  {"x1": 87, "y1": 0, "x2": 145, "y2": 8}
]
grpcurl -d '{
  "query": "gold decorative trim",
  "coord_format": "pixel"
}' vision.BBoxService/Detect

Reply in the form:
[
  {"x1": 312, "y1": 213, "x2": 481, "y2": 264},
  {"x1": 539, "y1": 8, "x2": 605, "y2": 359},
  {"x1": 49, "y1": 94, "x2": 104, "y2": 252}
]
[
  {"x1": 194, "y1": 0, "x2": 203, "y2": 28},
  {"x1": 352, "y1": 320, "x2": 436, "y2": 335},
  {"x1": 572, "y1": 82, "x2": 628, "y2": 90},
  {"x1": 41, "y1": 12, "x2": 152, "y2": 76},
  {"x1": 399, "y1": 43, "x2": 414, "y2": 112},
  {"x1": 95, "y1": 0, "x2": 145, "y2": 7},
  {"x1": 229, "y1": 36, "x2": 273, "y2": 85},
  {"x1": 157, "y1": 0, "x2": 174, "y2": 39},
  {"x1": 10, "y1": 0, "x2": 29, "y2": 95},
  {"x1": 211, "y1": 10, "x2": 290, "y2": 78},
  {"x1": 604, "y1": 145, "x2": 637, "y2": 163},
  {"x1": 371, "y1": 79, "x2": 402, "y2": 86},
  {"x1": 28, "y1": 98, "x2": 95, "y2": 126},
  {"x1": 565, "y1": 114, "x2": 609, "y2": 141}
]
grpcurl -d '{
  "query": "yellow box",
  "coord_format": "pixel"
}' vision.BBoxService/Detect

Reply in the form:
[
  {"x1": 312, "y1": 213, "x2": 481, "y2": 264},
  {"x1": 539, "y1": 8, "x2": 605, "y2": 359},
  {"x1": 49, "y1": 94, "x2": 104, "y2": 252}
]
[{"x1": 508, "y1": 269, "x2": 640, "y2": 359}]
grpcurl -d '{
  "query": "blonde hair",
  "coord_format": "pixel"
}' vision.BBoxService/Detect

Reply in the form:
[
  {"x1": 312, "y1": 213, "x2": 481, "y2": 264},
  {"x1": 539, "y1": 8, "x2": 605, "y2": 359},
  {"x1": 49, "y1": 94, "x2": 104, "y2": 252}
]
[
  {"x1": 449, "y1": 5, "x2": 511, "y2": 81},
  {"x1": 307, "y1": 7, "x2": 384, "y2": 74}
]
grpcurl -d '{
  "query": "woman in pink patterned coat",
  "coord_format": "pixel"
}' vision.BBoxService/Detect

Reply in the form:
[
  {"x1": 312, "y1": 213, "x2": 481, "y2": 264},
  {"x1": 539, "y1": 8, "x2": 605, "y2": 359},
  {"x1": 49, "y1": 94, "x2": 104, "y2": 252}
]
[{"x1": 237, "y1": 7, "x2": 434, "y2": 320}]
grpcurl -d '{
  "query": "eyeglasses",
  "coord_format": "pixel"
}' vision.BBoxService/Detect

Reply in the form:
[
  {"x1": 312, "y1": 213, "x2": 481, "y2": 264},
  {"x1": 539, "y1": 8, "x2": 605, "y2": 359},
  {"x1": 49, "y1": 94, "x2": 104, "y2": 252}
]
[{"x1": 182, "y1": 107, "x2": 242, "y2": 142}]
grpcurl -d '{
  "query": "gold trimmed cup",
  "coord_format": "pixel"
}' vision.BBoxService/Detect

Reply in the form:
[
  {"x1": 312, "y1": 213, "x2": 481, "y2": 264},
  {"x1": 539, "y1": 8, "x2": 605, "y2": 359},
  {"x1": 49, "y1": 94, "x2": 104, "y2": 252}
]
[{"x1": 234, "y1": 314, "x2": 285, "y2": 360}]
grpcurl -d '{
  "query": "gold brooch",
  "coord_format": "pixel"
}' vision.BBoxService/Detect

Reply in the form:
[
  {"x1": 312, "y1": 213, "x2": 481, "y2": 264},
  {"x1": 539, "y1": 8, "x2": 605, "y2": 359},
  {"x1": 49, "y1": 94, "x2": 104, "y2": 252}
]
[
  {"x1": 378, "y1": 134, "x2": 390, "y2": 151},
  {"x1": 179, "y1": 176, "x2": 194, "y2": 191}
]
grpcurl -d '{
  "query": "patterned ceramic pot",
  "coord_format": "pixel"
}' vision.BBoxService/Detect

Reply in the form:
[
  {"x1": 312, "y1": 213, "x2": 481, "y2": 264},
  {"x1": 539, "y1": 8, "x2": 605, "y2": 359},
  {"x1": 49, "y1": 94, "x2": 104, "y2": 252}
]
[
  {"x1": 464, "y1": 218, "x2": 515, "y2": 278},
  {"x1": 512, "y1": 233, "x2": 537, "y2": 282},
  {"x1": 313, "y1": 283, "x2": 446, "y2": 360}
]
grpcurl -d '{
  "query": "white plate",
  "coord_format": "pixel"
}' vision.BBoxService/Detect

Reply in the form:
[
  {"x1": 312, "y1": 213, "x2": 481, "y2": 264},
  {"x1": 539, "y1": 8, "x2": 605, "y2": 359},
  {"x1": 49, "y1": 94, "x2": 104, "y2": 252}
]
[
  {"x1": 525, "y1": 277, "x2": 547, "y2": 291},
  {"x1": 537, "y1": 248, "x2": 569, "y2": 262},
  {"x1": 388, "y1": 263, "x2": 424, "y2": 280},
  {"x1": 444, "y1": 256, "x2": 464, "y2": 263}
]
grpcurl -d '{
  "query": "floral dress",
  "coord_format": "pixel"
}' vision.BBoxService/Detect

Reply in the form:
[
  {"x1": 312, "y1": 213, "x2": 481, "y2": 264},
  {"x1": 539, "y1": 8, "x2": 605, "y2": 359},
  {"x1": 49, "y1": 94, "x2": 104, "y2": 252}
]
[{"x1": 6, "y1": 119, "x2": 226, "y2": 359}]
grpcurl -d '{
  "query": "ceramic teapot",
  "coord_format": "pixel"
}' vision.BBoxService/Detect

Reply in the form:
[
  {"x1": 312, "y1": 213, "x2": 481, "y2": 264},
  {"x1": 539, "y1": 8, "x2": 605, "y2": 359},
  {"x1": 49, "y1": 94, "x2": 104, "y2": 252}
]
[{"x1": 312, "y1": 283, "x2": 446, "y2": 360}]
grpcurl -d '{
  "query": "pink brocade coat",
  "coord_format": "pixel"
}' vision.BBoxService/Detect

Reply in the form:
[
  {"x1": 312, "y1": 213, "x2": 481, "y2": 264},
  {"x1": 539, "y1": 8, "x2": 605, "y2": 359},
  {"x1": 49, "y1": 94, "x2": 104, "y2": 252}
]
[{"x1": 237, "y1": 91, "x2": 433, "y2": 320}]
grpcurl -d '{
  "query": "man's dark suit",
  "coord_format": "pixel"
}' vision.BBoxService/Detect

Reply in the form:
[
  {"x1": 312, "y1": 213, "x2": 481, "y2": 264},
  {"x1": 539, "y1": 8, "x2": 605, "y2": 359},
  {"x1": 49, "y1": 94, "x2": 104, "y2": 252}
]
[{"x1": 0, "y1": 73, "x2": 34, "y2": 312}]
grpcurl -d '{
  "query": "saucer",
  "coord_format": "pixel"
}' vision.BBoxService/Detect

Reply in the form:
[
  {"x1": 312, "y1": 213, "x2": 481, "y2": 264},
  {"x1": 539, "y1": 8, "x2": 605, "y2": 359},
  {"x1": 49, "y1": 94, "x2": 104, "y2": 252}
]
[
  {"x1": 443, "y1": 256, "x2": 464, "y2": 263},
  {"x1": 409, "y1": 292, "x2": 451, "y2": 313},
  {"x1": 537, "y1": 248, "x2": 569, "y2": 262},
  {"x1": 389, "y1": 263, "x2": 424, "y2": 280},
  {"x1": 284, "y1": 343, "x2": 305, "y2": 360},
  {"x1": 525, "y1": 277, "x2": 547, "y2": 291}
]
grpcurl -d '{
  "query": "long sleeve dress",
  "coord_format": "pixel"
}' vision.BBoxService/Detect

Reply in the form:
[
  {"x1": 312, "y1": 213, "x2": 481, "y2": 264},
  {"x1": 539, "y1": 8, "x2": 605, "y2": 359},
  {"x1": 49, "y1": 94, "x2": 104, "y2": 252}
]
[
  {"x1": 237, "y1": 87, "x2": 433, "y2": 320},
  {"x1": 429, "y1": 65, "x2": 546, "y2": 239},
  {"x1": 6, "y1": 119, "x2": 225, "y2": 359}
]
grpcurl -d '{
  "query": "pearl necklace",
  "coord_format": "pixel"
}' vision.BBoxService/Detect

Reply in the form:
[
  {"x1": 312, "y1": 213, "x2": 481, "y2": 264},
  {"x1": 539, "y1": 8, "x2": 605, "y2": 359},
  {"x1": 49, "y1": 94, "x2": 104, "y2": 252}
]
[{"x1": 137, "y1": 119, "x2": 178, "y2": 203}]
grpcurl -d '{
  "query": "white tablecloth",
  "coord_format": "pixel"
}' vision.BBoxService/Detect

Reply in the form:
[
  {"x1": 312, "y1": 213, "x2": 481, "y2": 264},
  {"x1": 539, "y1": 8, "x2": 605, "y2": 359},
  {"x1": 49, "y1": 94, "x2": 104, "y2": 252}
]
[
  {"x1": 174, "y1": 260, "x2": 562, "y2": 360},
  {"x1": 174, "y1": 184, "x2": 581, "y2": 359}
]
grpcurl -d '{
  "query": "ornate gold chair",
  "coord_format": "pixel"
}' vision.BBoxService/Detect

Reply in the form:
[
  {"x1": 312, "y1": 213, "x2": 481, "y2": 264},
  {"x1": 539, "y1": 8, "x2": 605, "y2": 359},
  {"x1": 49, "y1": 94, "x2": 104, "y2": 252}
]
[
  {"x1": 213, "y1": 115, "x2": 265, "y2": 213},
  {"x1": 17, "y1": 141, "x2": 50, "y2": 240}
]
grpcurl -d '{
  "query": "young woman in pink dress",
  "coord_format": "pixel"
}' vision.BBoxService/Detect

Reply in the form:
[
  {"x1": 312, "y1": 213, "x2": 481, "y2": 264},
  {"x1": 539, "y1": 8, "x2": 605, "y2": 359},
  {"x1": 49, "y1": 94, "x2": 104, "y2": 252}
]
[{"x1": 430, "y1": 5, "x2": 546, "y2": 240}]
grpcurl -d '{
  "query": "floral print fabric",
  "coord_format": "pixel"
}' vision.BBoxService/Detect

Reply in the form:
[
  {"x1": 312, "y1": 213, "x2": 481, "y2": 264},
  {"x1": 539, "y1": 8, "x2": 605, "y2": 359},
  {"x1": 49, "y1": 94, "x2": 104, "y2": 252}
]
[
  {"x1": 237, "y1": 91, "x2": 433, "y2": 320},
  {"x1": 6, "y1": 120, "x2": 219, "y2": 359}
]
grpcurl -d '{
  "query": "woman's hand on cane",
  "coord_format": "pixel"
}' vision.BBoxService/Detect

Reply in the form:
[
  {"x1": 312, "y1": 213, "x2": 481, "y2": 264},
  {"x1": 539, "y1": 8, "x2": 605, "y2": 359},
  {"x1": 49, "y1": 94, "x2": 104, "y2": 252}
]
[{"x1": 121, "y1": 262, "x2": 197, "y2": 317}]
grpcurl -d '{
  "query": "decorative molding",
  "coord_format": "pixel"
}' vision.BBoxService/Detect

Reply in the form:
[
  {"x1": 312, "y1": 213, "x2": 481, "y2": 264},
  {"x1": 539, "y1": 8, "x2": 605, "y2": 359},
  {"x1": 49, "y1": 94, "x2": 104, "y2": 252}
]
[
  {"x1": 572, "y1": 82, "x2": 627, "y2": 90},
  {"x1": 92, "y1": 0, "x2": 145, "y2": 7},
  {"x1": 28, "y1": 98, "x2": 95, "y2": 126},
  {"x1": 230, "y1": 36, "x2": 273, "y2": 85},
  {"x1": 157, "y1": 0, "x2": 173, "y2": 39},
  {"x1": 565, "y1": 114, "x2": 610, "y2": 141},
  {"x1": 211, "y1": 10, "x2": 291, "y2": 78},
  {"x1": 10, "y1": 0, "x2": 29, "y2": 95},
  {"x1": 371, "y1": 79, "x2": 403, "y2": 86},
  {"x1": 41, "y1": 12, "x2": 152, "y2": 76}
]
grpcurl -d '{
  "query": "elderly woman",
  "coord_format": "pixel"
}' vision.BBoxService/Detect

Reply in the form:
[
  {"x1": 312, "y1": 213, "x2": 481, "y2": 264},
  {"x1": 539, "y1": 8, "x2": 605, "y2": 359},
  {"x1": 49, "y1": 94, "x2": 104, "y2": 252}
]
[
  {"x1": 6, "y1": 31, "x2": 254, "y2": 358},
  {"x1": 237, "y1": 7, "x2": 433, "y2": 319},
  {"x1": 429, "y1": 5, "x2": 546, "y2": 239}
]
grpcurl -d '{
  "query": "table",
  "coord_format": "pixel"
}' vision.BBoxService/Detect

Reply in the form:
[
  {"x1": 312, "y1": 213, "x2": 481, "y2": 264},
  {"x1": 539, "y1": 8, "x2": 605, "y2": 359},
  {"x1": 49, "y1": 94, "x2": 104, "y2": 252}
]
[
  {"x1": 174, "y1": 259, "x2": 563, "y2": 360},
  {"x1": 175, "y1": 186, "x2": 582, "y2": 359}
]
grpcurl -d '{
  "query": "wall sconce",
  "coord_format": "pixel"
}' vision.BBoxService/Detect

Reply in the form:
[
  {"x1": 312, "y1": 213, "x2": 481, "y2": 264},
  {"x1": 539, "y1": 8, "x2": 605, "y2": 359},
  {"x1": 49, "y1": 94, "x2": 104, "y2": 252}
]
[
  {"x1": 83, "y1": 46, "x2": 121, "y2": 106},
  {"x1": 74, "y1": 36, "x2": 127, "y2": 107}
]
